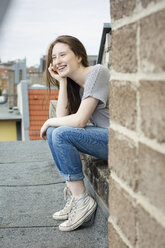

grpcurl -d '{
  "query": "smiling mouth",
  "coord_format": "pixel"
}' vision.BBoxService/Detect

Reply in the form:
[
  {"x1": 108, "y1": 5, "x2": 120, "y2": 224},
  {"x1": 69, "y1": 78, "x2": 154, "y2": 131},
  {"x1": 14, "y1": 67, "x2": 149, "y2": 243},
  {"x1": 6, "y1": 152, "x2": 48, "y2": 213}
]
[{"x1": 57, "y1": 65, "x2": 67, "y2": 72}]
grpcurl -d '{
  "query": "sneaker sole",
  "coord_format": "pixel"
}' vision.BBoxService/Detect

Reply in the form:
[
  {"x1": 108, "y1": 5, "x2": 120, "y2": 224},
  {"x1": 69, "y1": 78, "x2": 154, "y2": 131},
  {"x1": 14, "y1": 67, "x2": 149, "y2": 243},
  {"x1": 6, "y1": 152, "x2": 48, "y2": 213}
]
[
  {"x1": 82, "y1": 210, "x2": 96, "y2": 227},
  {"x1": 52, "y1": 214, "x2": 68, "y2": 220},
  {"x1": 59, "y1": 201, "x2": 97, "y2": 232}
]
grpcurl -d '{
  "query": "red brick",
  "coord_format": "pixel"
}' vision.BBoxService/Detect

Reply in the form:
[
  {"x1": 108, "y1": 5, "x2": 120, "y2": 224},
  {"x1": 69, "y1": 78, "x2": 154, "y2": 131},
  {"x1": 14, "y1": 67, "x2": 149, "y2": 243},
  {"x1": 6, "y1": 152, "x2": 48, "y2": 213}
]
[
  {"x1": 28, "y1": 88, "x2": 58, "y2": 95},
  {"x1": 28, "y1": 89, "x2": 48, "y2": 95},
  {"x1": 29, "y1": 110, "x2": 49, "y2": 116},
  {"x1": 28, "y1": 88, "x2": 58, "y2": 139},
  {"x1": 30, "y1": 136, "x2": 41, "y2": 140},
  {"x1": 30, "y1": 116, "x2": 47, "y2": 121},
  {"x1": 30, "y1": 120, "x2": 45, "y2": 126},
  {"x1": 29, "y1": 130, "x2": 40, "y2": 136},
  {"x1": 29, "y1": 126, "x2": 41, "y2": 131},
  {"x1": 29, "y1": 105, "x2": 49, "y2": 111},
  {"x1": 28, "y1": 99, "x2": 50, "y2": 105},
  {"x1": 28, "y1": 95, "x2": 49, "y2": 101}
]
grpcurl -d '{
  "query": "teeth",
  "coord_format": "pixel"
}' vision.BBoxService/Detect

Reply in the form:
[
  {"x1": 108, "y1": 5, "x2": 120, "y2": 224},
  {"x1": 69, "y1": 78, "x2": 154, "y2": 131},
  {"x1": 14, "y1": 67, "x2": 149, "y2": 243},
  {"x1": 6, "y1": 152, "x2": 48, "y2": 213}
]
[{"x1": 57, "y1": 65, "x2": 66, "y2": 71}]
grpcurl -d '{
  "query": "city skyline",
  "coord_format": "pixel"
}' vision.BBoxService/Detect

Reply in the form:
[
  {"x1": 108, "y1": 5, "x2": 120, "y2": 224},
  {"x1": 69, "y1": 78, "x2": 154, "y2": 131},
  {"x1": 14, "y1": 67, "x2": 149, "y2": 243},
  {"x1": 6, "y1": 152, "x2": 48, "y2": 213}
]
[{"x1": 0, "y1": 0, "x2": 110, "y2": 67}]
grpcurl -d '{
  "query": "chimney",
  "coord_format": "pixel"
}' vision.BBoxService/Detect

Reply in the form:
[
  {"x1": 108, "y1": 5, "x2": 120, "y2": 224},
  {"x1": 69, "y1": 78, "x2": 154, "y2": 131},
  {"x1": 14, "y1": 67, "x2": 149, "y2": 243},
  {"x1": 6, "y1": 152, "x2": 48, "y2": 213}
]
[{"x1": 8, "y1": 70, "x2": 17, "y2": 108}]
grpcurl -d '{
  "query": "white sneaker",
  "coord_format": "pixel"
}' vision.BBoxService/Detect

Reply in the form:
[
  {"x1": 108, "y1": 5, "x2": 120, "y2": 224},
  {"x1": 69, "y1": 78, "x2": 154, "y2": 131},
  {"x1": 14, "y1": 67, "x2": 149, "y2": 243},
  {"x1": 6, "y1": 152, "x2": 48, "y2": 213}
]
[
  {"x1": 59, "y1": 193, "x2": 97, "y2": 232},
  {"x1": 52, "y1": 187, "x2": 72, "y2": 220}
]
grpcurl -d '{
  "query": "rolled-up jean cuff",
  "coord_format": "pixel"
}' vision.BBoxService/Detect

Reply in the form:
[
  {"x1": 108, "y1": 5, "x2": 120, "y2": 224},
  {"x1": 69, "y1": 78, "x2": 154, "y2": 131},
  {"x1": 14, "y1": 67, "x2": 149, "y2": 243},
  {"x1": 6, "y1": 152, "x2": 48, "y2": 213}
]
[{"x1": 59, "y1": 171, "x2": 85, "y2": 181}]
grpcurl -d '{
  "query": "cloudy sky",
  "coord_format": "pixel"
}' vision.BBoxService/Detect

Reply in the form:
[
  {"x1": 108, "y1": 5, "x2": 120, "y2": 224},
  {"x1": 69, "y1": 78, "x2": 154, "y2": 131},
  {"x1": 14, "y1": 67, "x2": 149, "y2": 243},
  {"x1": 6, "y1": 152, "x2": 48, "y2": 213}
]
[{"x1": 0, "y1": 0, "x2": 110, "y2": 67}]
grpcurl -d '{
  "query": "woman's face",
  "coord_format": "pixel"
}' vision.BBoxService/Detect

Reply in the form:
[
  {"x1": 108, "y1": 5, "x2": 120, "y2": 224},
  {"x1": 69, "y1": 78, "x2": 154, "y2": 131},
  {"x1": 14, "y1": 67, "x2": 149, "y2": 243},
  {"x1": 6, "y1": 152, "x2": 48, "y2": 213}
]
[{"x1": 51, "y1": 42, "x2": 81, "y2": 77}]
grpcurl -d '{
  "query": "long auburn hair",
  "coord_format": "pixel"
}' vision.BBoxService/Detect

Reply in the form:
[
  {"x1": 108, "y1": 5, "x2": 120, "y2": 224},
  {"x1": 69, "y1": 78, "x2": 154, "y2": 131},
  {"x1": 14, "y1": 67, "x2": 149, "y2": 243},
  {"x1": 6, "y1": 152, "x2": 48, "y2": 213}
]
[{"x1": 45, "y1": 35, "x2": 89, "y2": 114}]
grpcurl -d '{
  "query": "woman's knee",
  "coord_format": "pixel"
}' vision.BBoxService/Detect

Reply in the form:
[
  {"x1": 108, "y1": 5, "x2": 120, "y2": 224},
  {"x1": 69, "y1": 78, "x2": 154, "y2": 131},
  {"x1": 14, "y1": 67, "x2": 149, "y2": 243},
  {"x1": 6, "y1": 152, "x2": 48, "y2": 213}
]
[
  {"x1": 52, "y1": 126, "x2": 74, "y2": 142},
  {"x1": 46, "y1": 126, "x2": 56, "y2": 140}
]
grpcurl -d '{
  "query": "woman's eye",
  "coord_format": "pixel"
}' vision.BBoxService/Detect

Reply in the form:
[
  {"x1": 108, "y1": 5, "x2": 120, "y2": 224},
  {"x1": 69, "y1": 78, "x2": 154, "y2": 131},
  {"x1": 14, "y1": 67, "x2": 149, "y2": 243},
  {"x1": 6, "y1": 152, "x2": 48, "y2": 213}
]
[{"x1": 61, "y1": 54, "x2": 65, "y2": 57}]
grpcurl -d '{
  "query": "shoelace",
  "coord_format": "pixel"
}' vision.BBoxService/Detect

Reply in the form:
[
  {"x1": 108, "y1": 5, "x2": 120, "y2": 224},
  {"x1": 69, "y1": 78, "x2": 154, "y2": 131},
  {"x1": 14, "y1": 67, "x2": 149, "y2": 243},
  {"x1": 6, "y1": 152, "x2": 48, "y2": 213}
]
[
  {"x1": 60, "y1": 187, "x2": 72, "y2": 213},
  {"x1": 68, "y1": 198, "x2": 77, "y2": 222},
  {"x1": 61, "y1": 200, "x2": 71, "y2": 213},
  {"x1": 67, "y1": 194, "x2": 88, "y2": 222}
]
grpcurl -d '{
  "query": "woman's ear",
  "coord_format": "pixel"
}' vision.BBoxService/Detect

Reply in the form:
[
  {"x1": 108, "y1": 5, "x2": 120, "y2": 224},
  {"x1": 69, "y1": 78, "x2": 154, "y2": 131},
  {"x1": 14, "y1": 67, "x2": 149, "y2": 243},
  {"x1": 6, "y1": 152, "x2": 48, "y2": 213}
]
[{"x1": 77, "y1": 56, "x2": 82, "y2": 63}]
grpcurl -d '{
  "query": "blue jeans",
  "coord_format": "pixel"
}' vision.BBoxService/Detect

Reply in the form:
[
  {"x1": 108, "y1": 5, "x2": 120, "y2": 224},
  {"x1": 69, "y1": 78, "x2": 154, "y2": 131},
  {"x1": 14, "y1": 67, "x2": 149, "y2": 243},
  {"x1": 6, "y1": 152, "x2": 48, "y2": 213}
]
[{"x1": 46, "y1": 126, "x2": 108, "y2": 181}]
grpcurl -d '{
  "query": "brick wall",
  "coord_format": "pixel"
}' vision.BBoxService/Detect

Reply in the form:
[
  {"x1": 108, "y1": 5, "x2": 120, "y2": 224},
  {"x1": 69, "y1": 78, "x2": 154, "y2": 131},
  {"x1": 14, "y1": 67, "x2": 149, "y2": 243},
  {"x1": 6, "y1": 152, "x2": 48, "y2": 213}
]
[
  {"x1": 108, "y1": 0, "x2": 165, "y2": 247},
  {"x1": 28, "y1": 89, "x2": 58, "y2": 140}
]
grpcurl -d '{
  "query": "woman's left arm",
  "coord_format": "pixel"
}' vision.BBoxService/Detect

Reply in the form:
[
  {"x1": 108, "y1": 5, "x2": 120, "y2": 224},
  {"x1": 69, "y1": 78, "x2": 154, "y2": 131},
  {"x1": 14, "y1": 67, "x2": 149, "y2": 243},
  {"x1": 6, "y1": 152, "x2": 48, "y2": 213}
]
[{"x1": 40, "y1": 97, "x2": 99, "y2": 139}]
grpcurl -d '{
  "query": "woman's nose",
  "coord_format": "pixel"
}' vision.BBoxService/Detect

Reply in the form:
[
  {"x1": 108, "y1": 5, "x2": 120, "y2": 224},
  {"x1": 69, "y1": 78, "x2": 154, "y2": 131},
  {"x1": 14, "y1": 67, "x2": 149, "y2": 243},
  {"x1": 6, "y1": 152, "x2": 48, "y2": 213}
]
[
  {"x1": 55, "y1": 56, "x2": 62, "y2": 65},
  {"x1": 52, "y1": 57, "x2": 61, "y2": 67}
]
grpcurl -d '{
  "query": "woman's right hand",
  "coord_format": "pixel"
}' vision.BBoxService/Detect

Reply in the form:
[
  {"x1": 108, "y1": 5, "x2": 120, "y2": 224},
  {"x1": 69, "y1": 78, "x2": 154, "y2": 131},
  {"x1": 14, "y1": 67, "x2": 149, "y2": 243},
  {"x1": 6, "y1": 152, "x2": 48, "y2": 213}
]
[{"x1": 48, "y1": 64, "x2": 64, "y2": 83}]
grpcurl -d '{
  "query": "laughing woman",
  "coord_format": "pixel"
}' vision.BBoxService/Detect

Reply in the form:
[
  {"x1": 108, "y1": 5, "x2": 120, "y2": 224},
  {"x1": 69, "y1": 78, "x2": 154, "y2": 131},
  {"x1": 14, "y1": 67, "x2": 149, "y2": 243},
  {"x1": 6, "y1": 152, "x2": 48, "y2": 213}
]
[{"x1": 40, "y1": 35, "x2": 110, "y2": 232}]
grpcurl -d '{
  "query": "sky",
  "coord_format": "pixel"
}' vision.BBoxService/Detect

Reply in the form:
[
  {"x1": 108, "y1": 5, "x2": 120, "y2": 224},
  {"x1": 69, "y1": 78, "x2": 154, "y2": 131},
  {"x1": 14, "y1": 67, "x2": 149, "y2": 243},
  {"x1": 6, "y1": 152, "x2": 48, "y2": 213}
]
[{"x1": 0, "y1": 0, "x2": 110, "y2": 67}]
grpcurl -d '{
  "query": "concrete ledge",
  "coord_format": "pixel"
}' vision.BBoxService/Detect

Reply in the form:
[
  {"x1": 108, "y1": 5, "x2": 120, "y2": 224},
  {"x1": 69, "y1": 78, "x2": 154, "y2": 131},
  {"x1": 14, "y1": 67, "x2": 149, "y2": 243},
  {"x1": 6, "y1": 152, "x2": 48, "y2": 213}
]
[
  {"x1": 81, "y1": 154, "x2": 110, "y2": 210},
  {"x1": 84, "y1": 176, "x2": 109, "y2": 220}
]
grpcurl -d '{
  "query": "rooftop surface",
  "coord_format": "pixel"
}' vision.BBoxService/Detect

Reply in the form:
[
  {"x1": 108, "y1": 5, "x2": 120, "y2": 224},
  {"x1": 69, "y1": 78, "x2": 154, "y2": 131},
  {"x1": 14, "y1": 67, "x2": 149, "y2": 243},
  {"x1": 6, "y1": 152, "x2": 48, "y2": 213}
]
[
  {"x1": 0, "y1": 102, "x2": 22, "y2": 120},
  {"x1": 0, "y1": 140, "x2": 108, "y2": 248}
]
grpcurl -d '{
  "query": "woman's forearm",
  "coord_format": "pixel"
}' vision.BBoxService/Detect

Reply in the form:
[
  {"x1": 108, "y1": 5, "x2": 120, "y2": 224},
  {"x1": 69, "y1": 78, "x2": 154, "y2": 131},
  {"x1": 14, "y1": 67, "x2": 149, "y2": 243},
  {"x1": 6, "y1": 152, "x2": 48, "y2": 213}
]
[
  {"x1": 47, "y1": 113, "x2": 84, "y2": 129},
  {"x1": 40, "y1": 113, "x2": 83, "y2": 140},
  {"x1": 56, "y1": 78, "x2": 69, "y2": 117},
  {"x1": 40, "y1": 96, "x2": 99, "y2": 139}
]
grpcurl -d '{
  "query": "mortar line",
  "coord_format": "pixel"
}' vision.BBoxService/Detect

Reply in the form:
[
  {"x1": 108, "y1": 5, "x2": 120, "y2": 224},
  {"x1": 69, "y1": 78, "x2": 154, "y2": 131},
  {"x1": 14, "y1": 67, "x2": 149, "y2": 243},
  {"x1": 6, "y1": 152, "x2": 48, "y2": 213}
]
[
  {"x1": 111, "y1": 171, "x2": 165, "y2": 228},
  {"x1": 136, "y1": 21, "x2": 142, "y2": 139},
  {"x1": 110, "y1": 70, "x2": 165, "y2": 81},
  {"x1": 108, "y1": 216, "x2": 133, "y2": 248},
  {"x1": 110, "y1": 121, "x2": 165, "y2": 154},
  {"x1": 112, "y1": 1, "x2": 165, "y2": 30}
]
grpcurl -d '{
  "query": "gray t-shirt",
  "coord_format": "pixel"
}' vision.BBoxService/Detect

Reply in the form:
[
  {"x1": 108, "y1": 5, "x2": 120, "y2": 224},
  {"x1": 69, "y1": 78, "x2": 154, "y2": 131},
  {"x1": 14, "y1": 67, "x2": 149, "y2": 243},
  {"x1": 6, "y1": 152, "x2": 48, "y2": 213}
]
[{"x1": 80, "y1": 64, "x2": 110, "y2": 128}]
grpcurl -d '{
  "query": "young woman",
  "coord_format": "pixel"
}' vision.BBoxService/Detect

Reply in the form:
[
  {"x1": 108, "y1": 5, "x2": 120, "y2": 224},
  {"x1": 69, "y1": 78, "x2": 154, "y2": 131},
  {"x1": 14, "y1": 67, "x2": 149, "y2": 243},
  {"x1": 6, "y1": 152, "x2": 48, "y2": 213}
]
[{"x1": 40, "y1": 35, "x2": 110, "y2": 232}]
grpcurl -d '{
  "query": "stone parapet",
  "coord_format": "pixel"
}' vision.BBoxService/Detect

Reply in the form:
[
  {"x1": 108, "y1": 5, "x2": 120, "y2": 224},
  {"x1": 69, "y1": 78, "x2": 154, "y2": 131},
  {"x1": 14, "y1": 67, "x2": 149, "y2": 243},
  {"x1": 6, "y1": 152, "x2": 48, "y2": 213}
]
[
  {"x1": 108, "y1": 0, "x2": 165, "y2": 247},
  {"x1": 81, "y1": 154, "x2": 109, "y2": 209}
]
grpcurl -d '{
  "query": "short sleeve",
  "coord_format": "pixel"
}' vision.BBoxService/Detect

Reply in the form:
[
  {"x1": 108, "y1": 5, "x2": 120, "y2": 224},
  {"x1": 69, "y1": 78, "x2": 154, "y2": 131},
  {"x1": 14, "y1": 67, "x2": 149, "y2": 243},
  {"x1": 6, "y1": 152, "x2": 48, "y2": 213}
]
[{"x1": 82, "y1": 64, "x2": 110, "y2": 107}]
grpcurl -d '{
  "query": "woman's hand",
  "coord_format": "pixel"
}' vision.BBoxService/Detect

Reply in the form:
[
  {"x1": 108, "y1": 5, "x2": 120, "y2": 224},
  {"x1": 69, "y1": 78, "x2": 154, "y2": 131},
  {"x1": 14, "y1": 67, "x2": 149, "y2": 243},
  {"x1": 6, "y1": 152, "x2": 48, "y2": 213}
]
[
  {"x1": 48, "y1": 64, "x2": 64, "y2": 83},
  {"x1": 40, "y1": 120, "x2": 49, "y2": 140}
]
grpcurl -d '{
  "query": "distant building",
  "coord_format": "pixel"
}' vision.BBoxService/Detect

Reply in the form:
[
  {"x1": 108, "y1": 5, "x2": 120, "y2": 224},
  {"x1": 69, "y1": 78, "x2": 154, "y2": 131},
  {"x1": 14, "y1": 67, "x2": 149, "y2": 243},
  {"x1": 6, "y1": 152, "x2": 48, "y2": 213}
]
[
  {"x1": 0, "y1": 103, "x2": 22, "y2": 141},
  {"x1": 0, "y1": 58, "x2": 26, "y2": 95},
  {"x1": 0, "y1": 58, "x2": 26, "y2": 141},
  {"x1": 0, "y1": 58, "x2": 26, "y2": 85},
  {"x1": 0, "y1": 68, "x2": 10, "y2": 92},
  {"x1": 26, "y1": 62, "x2": 46, "y2": 87},
  {"x1": 88, "y1": 55, "x2": 97, "y2": 65},
  {"x1": 39, "y1": 55, "x2": 46, "y2": 73},
  {"x1": 26, "y1": 71, "x2": 45, "y2": 87}
]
